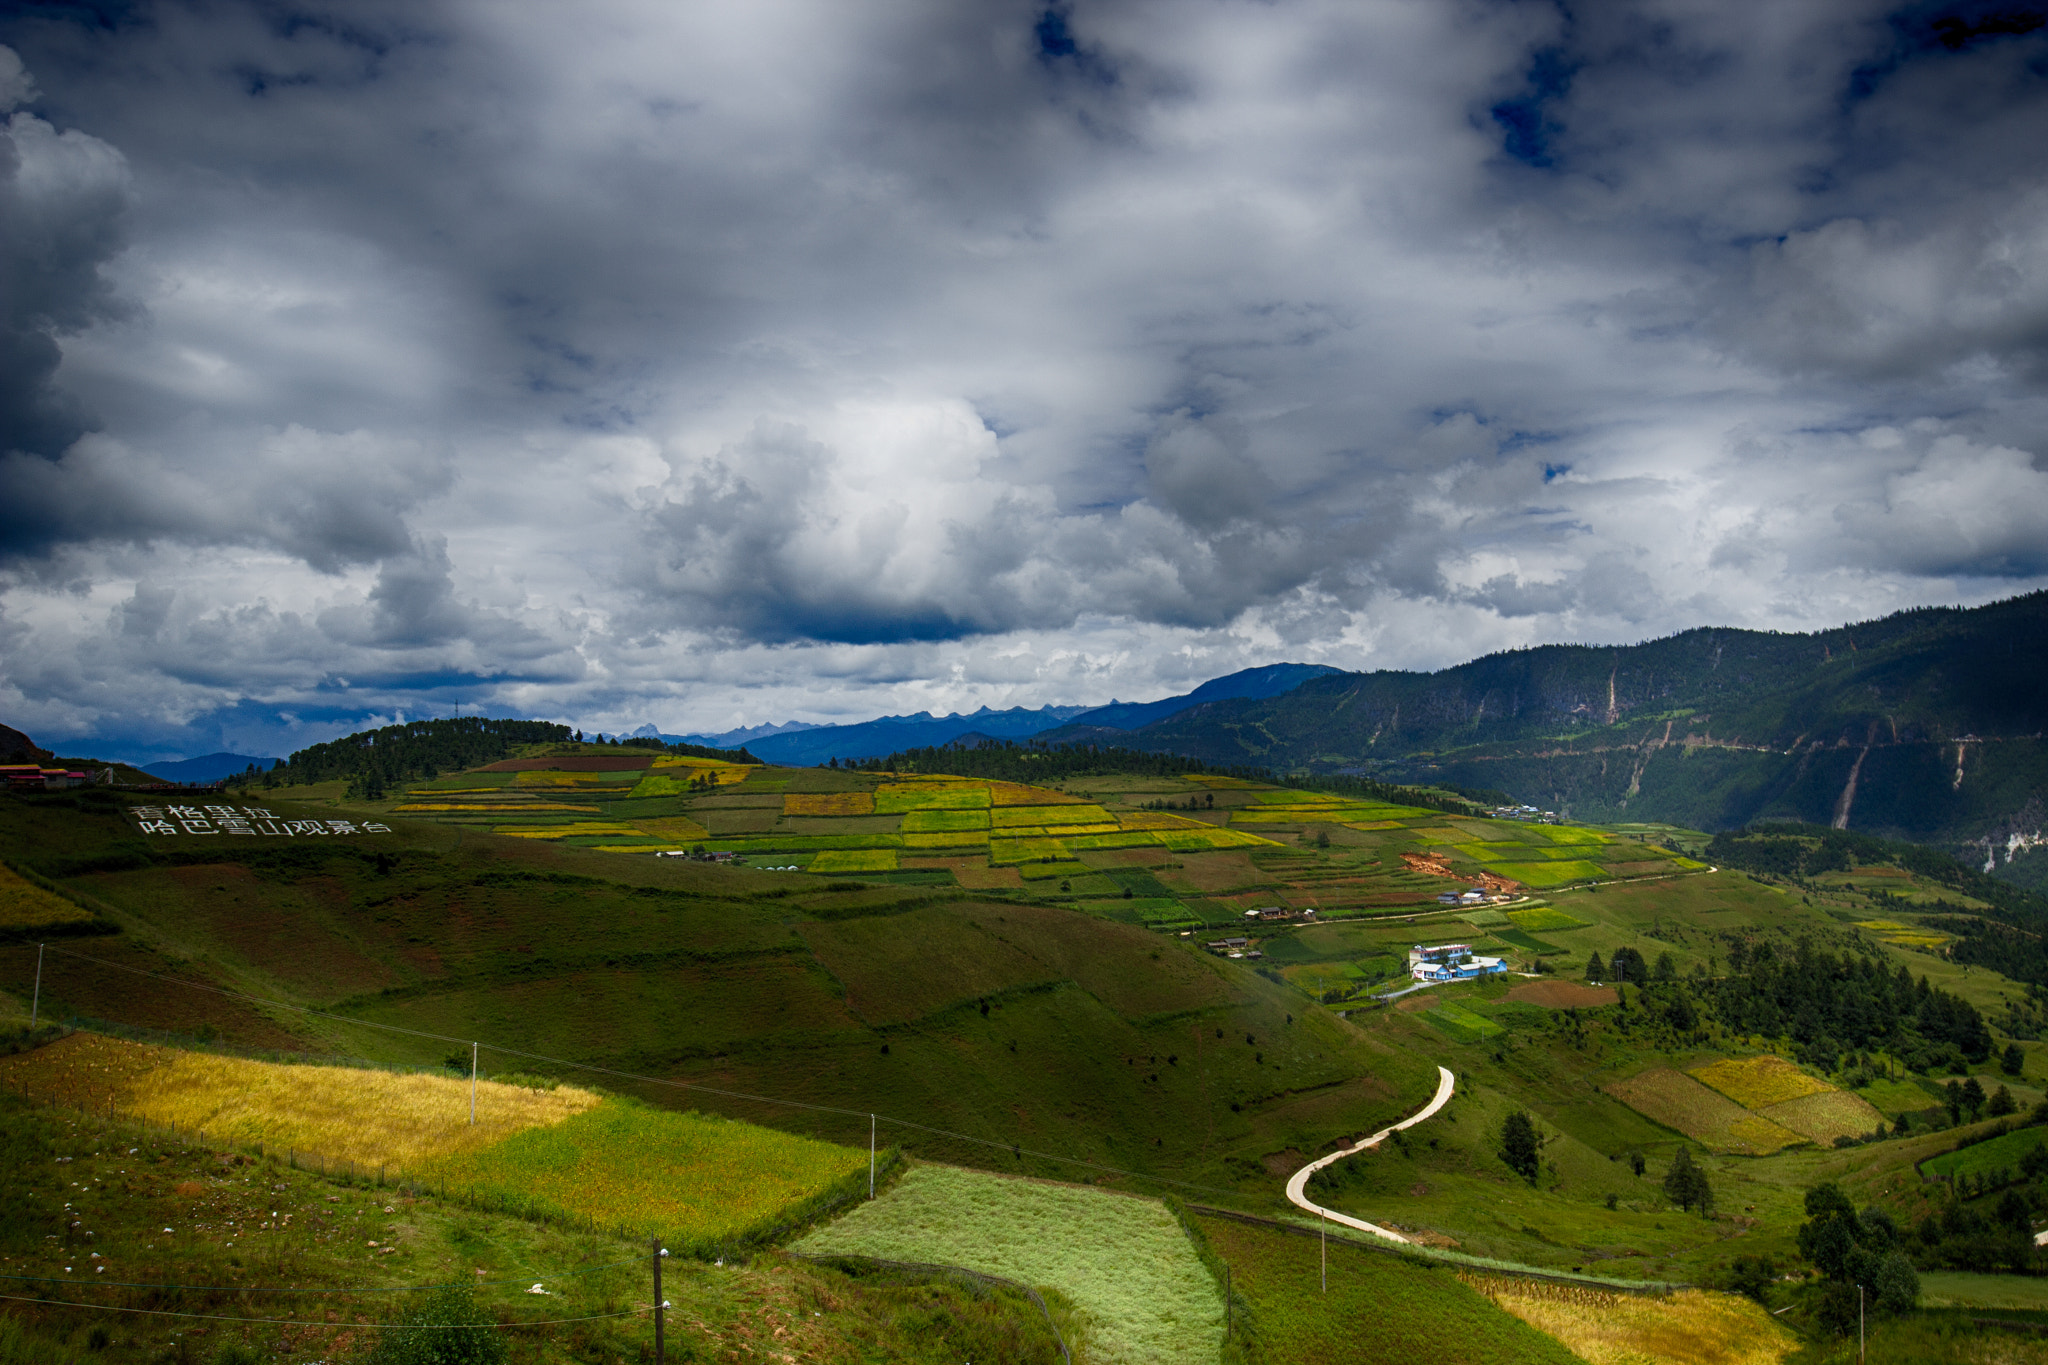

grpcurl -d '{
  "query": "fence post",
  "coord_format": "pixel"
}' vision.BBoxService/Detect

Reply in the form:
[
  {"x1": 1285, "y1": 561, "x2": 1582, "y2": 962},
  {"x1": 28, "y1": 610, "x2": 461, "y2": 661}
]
[
  {"x1": 869, "y1": 1115, "x2": 875, "y2": 1198},
  {"x1": 653, "y1": 1237, "x2": 666, "y2": 1365},
  {"x1": 30, "y1": 943, "x2": 43, "y2": 1029},
  {"x1": 470, "y1": 1042, "x2": 478, "y2": 1125}
]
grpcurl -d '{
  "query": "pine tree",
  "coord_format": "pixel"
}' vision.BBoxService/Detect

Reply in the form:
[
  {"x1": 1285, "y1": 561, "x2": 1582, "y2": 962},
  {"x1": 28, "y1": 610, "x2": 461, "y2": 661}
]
[
  {"x1": 1500, "y1": 1111, "x2": 1541, "y2": 1181},
  {"x1": 1663, "y1": 1146, "x2": 1712, "y2": 1214},
  {"x1": 2002, "y1": 1043, "x2": 2026, "y2": 1077},
  {"x1": 1586, "y1": 951, "x2": 1607, "y2": 983}
]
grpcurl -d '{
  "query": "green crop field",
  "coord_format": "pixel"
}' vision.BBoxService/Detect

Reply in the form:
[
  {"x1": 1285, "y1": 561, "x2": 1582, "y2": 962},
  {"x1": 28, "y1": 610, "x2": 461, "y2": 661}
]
[
  {"x1": 422, "y1": 1099, "x2": 869, "y2": 1250},
  {"x1": 1426, "y1": 1001, "x2": 1506, "y2": 1042},
  {"x1": 1194, "y1": 1214, "x2": 1582, "y2": 1365},
  {"x1": 1487, "y1": 859, "x2": 1608, "y2": 887},
  {"x1": 797, "y1": 1164, "x2": 1222, "y2": 1365},
  {"x1": 1504, "y1": 906, "x2": 1591, "y2": 931},
  {"x1": 901, "y1": 807, "x2": 990, "y2": 832},
  {"x1": 1921, "y1": 1126, "x2": 2048, "y2": 1181}
]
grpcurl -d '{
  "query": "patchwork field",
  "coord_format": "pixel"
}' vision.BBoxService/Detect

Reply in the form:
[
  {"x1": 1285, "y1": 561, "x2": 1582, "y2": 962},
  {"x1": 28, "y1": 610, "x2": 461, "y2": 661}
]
[
  {"x1": 1922, "y1": 1125, "x2": 2048, "y2": 1181},
  {"x1": 797, "y1": 1164, "x2": 1223, "y2": 1365},
  {"x1": 1604, "y1": 1069, "x2": 1806, "y2": 1155}
]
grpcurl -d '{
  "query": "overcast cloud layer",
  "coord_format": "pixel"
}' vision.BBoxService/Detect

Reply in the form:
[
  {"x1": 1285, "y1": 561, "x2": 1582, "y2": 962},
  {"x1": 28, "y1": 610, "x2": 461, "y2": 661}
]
[{"x1": 3, "y1": 0, "x2": 2047, "y2": 761}]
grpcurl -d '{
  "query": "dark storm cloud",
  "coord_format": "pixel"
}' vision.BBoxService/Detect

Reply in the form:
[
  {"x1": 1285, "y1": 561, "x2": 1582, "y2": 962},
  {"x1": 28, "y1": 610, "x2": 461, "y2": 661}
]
[
  {"x1": 0, "y1": 49, "x2": 128, "y2": 462},
  {"x1": 0, "y1": 0, "x2": 2046, "y2": 752}
]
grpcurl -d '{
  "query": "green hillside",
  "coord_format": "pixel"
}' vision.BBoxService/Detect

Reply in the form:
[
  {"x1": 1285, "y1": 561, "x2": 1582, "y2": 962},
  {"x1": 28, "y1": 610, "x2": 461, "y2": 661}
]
[{"x1": 14, "y1": 745, "x2": 2048, "y2": 1358}]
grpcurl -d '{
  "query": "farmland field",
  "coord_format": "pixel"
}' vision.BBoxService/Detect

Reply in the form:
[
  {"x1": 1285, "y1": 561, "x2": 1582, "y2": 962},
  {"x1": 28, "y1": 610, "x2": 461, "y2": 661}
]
[
  {"x1": 0, "y1": 861, "x2": 94, "y2": 929},
  {"x1": 1461, "y1": 1274, "x2": 1794, "y2": 1365},
  {"x1": 1486, "y1": 860, "x2": 1607, "y2": 887},
  {"x1": 1604, "y1": 1069, "x2": 1806, "y2": 1154},
  {"x1": 1922, "y1": 1126, "x2": 2048, "y2": 1181},
  {"x1": 1195, "y1": 1214, "x2": 1582, "y2": 1365},
  {"x1": 0, "y1": 1033, "x2": 596, "y2": 1167},
  {"x1": 1755, "y1": 1089, "x2": 1887, "y2": 1144},
  {"x1": 1505, "y1": 907, "x2": 1592, "y2": 932},
  {"x1": 1504, "y1": 981, "x2": 1617, "y2": 1008},
  {"x1": 1427, "y1": 1002, "x2": 1506, "y2": 1042},
  {"x1": 423, "y1": 1099, "x2": 869, "y2": 1248},
  {"x1": 1689, "y1": 1056, "x2": 1833, "y2": 1109},
  {"x1": 901, "y1": 808, "x2": 990, "y2": 832},
  {"x1": 797, "y1": 1164, "x2": 1223, "y2": 1365}
]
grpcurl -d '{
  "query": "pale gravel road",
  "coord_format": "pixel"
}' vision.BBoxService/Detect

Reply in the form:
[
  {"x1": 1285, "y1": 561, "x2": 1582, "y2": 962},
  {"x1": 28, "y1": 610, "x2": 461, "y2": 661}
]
[{"x1": 1283, "y1": 1065, "x2": 1456, "y2": 1244}]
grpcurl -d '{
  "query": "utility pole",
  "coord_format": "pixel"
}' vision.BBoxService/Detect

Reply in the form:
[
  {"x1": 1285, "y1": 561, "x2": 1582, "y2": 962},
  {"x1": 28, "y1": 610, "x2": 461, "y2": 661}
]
[
  {"x1": 30, "y1": 943, "x2": 43, "y2": 1028},
  {"x1": 1858, "y1": 1284, "x2": 1864, "y2": 1365},
  {"x1": 1224, "y1": 1263, "x2": 1230, "y2": 1338},
  {"x1": 653, "y1": 1238, "x2": 666, "y2": 1364},
  {"x1": 869, "y1": 1114, "x2": 876, "y2": 1198},
  {"x1": 470, "y1": 1042, "x2": 478, "y2": 1124},
  {"x1": 1321, "y1": 1206, "x2": 1327, "y2": 1293}
]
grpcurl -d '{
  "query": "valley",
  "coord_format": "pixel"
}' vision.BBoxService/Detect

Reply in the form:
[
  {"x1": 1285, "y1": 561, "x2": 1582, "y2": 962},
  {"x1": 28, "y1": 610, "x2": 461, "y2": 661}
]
[{"x1": 3, "y1": 736, "x2": 2048, "y2": 1361}]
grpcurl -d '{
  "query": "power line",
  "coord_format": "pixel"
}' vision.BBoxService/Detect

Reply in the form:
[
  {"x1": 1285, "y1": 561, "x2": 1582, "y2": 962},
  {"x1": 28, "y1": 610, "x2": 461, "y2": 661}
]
[
  {"x1": 32, "y1": 942, "x2": 1246, "y2": 1197},
  {"x1": 0, "y1": 1292, "x2": 637, "y2": 1329}
]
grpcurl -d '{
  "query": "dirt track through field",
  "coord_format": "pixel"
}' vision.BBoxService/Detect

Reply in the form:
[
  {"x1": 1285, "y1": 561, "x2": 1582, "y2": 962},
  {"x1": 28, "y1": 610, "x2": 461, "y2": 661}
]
[{"x1": 1284, "y1": 1065, "x2": 1454, "y2": 1243}]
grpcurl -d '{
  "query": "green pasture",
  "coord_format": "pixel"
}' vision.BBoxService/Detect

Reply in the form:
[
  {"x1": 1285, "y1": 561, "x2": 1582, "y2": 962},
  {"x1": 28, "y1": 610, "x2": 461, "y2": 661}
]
[
  {"x1": 1194, "y1": 1213, "x2": 1580, "y2": 1365},
  {"x1": 797, "y1": 1164, "x2": 1223, "y2": 1365}
]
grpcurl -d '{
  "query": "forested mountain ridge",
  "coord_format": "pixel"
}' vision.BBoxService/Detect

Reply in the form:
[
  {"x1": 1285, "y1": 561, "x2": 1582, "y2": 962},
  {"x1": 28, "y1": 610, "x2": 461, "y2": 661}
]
[{"x1": 1054, "y1": 592, "x2": 2048, "y2": 858}]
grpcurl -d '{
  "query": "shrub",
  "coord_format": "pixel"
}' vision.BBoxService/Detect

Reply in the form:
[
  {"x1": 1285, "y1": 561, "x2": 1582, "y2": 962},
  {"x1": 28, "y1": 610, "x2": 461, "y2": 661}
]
[{"x1": 368, "y1": 1287, "x2": 508, "y2": 1365}]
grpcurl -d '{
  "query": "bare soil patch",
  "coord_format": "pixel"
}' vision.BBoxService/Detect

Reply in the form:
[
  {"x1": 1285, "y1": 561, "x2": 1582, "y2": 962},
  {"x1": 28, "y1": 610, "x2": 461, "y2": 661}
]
[{"x1": 1506, "y1": 981, "x2": 1618, "y2": 1009}]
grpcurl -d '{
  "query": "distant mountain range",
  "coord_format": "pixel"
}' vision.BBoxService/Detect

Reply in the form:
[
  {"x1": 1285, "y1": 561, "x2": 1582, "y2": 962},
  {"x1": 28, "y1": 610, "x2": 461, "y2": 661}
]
[
  {"x1": 140, "y1": 752, "x2": 274, "y2": 783},
  {"x1": 654, "y1": 664, "x2": 1351, "y2": 768},
  {"x1": 1049, "y1": 592, "x2": 2048, "y2": 883}
]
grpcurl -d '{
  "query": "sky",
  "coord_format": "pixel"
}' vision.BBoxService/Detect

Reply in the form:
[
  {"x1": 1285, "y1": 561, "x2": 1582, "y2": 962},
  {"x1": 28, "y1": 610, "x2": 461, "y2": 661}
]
[{"x1": 2, "y1": 0, "x2": 2047, "y2": 763}]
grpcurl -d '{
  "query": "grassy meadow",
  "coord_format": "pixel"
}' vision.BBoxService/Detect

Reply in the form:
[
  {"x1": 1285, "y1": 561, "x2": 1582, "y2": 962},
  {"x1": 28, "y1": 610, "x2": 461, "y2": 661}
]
[{"x1": 797, "y1": 1163, "x2": 1224, "y2": 1365}]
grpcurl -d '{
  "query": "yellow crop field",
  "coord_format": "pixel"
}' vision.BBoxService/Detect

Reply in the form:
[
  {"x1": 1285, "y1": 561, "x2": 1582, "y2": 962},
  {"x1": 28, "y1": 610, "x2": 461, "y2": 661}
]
[
  {"x1": 496, "y1": 822, "x2": 641, "y2": 840},
  {"x1": 1690, "y1": 1056, "x2": 1832, "y2": 1109},
  {"x1": 652, "y1": 755, "x2": 750, "y2": 771},
  {"x1": 632, "y1": 815, "x2": 713, "y2": 840},
  {"x1": 0, "y1": 862, "x2": 95, "y2": 930},
  {"x1": 1461, "y1": 1276, "x2": 1794, "y2": 1365},
  {"x1": 1758, "y1": 1090, "x2": 1887, "y2": 1144},
  {"x1": 0, "y1": 1034, "x2": 597, "y2": 1168},
  {"x1": 423, "y1": 1101, "x2": 868, "y2": 1247},
  {"x1": 993, "y1": 803, "x2": 1112, "y2": 827},
  {"x1": 394, "y1": 801, "x2": 598, "y2": 813},
  {"x1": 875, "y1": 782, "x2": 990, "y2": 813},
  {"x1": 989, "y1": 837, "x2": 1070, "y2": 865},
  {"x1": 903, "y1": 831, "x2": 993, "y2": 849},
  {"x1": 1159, "y1": 828, "x2": 1276, "y2": 851},
  {"x1": 785, "y1": 792, "x2": 876, "y2": 816},
  {"x1": 809, "y1": 849, "x2": 899, "y2": 873},
  {"x1": 513, "y1": 770, "x2": 616, "y2": 789}
]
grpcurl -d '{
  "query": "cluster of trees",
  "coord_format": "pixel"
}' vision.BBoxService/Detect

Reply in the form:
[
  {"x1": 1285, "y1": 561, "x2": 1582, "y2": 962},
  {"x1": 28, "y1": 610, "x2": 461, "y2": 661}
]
[
  {"x1": 1711, "y1": 939, "x2": 1990, "y2": 1073},
  {"x1": 866, "y1": 741, "x2": 1269, "y2": 784},
  {"x1": 261, "y1": 719, "x2": 574, "y2": 796},
  {"x1": 1797, "y1": 1184, "x2": 1920, "y2": 1327}
]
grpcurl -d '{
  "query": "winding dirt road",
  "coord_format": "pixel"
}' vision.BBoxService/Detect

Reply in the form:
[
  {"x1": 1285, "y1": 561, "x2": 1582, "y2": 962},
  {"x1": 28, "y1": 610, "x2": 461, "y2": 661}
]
[{"x1": 1283, "y1": 1065, "x2": 1455, "y2": 1244}]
